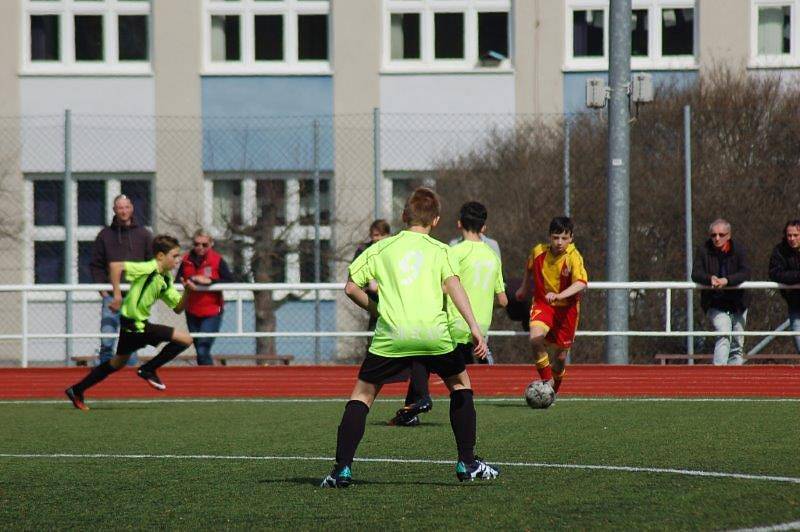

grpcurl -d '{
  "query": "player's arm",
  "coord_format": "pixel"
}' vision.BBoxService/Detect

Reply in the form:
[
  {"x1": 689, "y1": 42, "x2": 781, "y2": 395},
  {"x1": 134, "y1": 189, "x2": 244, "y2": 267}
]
[
  {"x1": 173, "y1": 278, "x2": 196, "y2": 314},
  {"x1": 550, "y1": 280, "x2": 587, "y2": 303},
  {"x1": 345, "y1": 276, "x2": 379, "y2": 318},
  {"x1": 107, "y1": 262, "x2": 125, "y2": 312},
  {"x1": 515, "y1": 266, "x2": 531, "y2": 301},
  {"x1": 495, "y1": 291, "x2": 508, "y2": 308},
  {"x1": 444, "y1": 275, "x2": 488, "y2": 359}
]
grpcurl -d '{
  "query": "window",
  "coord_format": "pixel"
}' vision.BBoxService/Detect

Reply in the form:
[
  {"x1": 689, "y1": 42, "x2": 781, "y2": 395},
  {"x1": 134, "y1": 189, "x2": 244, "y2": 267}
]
[
  {"x1": 661, "y1": 8, "x2": 693, "y2": 55},
  {"x1": 204, "y1": 0, "x2": 330, "y2": 73},
  {"x1": 384, "y1": 0, "x2": 511, "y2": 70},
  {"x1": 27, "y1": 174, "x2": 154, "y2": 286},
  {"x1": 207, "y1": 173, "x2": 332, "y2": 288},
  {"x1": 23, "y1": 0, "x2": 151, "y2": 74},
  {"x1": 566, "y1": 1, "x2": 696, "y2": 70},
  {"x1": 752, "y1": 1, "x2": 798, "y2": 65},
  {"x1": 299, "y1": 239, "x2": 330, "y2": 282},
  {"x1": 391, "y1": 176, "x2": 435, "y2": 228}
]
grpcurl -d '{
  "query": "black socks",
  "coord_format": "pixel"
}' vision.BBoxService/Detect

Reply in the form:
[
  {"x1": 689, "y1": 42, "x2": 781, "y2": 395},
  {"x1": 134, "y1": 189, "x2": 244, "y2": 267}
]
[
  {"x1": 335, "y1": 400, "x2": 369, "y2": 468},
  {"x1": 449, "y1": 389, "x2": 476, "y2": 464},
  {"x1": 73, "y1": 361, "x2": 118, "y2": 394},
  {"x1": 405, "y1": 361, "x2": 430, "y2": 406},
  {"x1": 139, "y1": 342, "x2": 189, "y2": 372}
]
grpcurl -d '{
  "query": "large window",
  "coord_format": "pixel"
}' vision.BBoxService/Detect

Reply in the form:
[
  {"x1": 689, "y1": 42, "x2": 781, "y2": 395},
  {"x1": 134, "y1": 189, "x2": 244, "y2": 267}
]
[
  {"x1": 27, "y1": 175, "x2": 153, "y2": 285},
  {"x1": 752, "y1": 1, "x2": 799, "y2": 66},
  {"x1": 23, "y1": 0, "x2": 151, "y2": 74},
  {"x1": 207, "y1": 174, "x2": 333, "y2": 286},
  {"x1": 384, "y1": 0, "x2": 511, "y2": 71},
  {"x1": 566, "y1": 1, "x2": 696, "y2": 70},
  {"x1": 204, "y1": 0, "x2": 331, "y2": 74}
]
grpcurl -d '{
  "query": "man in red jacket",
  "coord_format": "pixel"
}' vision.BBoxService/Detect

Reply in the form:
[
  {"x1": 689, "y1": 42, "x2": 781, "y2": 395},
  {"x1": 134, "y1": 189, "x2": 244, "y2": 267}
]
[{"x1": 176, "y1": 230, "x2": 234, "y2": 365}]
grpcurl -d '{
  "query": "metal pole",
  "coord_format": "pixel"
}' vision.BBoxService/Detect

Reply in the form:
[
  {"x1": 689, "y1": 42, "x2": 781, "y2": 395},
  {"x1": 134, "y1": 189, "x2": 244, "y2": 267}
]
[
  {"x1": 563, "y1": 116, "x2": 571, "y2": 217},
  {"x1": 64, "y1": 109, "x2": 74, "y2": 365},
  {"x1": 684, "y1": 105, "x2": 694, "y2": 362},
  {"x1": 313, "y1": 119, "x2": 321, "y2": 364},
  {"x1": 373, "y1": 107, "x2": 381, "y2": 219},
  {"x1": 21, "y1": 291, "x2": 28, "y2": 368},
  {"x1": 604, "y1": 0, "x2": 631, "y2": 364},
  {"x1": 747, "y1": 319, "x2": 790, "y2": 356}
]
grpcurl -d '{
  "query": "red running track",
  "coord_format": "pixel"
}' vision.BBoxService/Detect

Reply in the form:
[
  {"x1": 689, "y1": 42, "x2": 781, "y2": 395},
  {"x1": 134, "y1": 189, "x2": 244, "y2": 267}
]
[{"x1": 1, "y1": 365, "x2": 799, "y2": 399}]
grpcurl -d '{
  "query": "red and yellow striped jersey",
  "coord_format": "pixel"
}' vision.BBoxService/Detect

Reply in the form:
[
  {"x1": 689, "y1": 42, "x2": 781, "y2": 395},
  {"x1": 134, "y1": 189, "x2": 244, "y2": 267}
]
[{"x1": 525, "y1": 243, "x2": 588, "y2": 307}]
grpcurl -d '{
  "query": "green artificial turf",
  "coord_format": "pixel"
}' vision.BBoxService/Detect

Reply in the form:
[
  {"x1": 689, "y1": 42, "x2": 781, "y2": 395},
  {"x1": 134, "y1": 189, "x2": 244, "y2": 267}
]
[{"x1": 1, "y1": 398, "x2": 798, "y2": 530}]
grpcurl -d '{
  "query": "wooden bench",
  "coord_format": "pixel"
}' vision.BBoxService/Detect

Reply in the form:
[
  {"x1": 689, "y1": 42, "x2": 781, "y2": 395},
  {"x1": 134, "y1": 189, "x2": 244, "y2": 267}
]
[
  {"x1": 654, "y1": 354, "x2": 800, "y2": 365},
  {"x1": 71, "y1": 353, "x2": 294, "y2": 367}
]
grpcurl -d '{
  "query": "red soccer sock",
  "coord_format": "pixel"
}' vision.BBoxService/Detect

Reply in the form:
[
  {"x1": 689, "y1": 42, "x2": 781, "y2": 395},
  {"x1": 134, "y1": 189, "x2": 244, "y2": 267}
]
[
  {"x1": 553, "y1": 368, "x2": 566, "y2": 393},
  {"x1": 535, "y1": 355, "x2": 552, "y2": 381}
]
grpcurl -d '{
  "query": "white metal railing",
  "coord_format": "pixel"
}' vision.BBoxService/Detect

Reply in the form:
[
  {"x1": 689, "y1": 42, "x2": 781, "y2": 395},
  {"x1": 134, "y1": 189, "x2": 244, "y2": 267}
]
[{"x1": 1, "y1": 282, "x2": 798, "y2": 367}]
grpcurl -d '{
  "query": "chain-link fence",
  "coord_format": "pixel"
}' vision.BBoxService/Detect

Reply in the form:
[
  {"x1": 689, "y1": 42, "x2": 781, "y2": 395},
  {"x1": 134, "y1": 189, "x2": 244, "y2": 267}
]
[{"x1": 0, "y1": 72, "x2": 799, "y2": 365}]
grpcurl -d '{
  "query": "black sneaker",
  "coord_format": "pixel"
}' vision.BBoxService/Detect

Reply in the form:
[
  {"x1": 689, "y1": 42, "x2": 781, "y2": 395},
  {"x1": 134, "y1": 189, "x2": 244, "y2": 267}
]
[
  {"x1": 456, "y1": 456, "x2": 500, "y2": 482},
  {"x1": 65, "y1": 387, "x2": 89, "y2": 411},
  {"x1": 320, "y1": 464, "x2": 352, "y2": 488},
  {"x1": 415, "y1": 396, "x2": 433, "y2": 413},
  {"x1": 137, "y1": 368, "x2": 166, "y2": 391},
  {"x1": 398, "y1": 415, "x2": 420, "y2": 427},
  {"x1": 388, "y1": 396, "x2": 433, "y2": 426}
]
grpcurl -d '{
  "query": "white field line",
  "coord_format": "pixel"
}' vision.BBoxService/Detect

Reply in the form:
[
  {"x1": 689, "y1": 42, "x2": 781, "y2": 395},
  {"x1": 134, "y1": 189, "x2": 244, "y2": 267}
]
[
  {"x1": 1, "y1": 452, "x2": 799, "y2": 486},
  {"x1": 728, "y1": 520, "x2": 800, "y2": 531},
  {"x1": 1, "y1": 397, "x2": 800, "y2": 405}
]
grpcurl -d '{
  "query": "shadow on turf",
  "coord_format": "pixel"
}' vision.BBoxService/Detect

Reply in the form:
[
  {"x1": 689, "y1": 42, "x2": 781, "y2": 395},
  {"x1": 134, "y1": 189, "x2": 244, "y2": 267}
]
[
  {"x1": 369, "y1": 422, "x2": 446, "y2": 427},
  {"x1": 259, "y1": 477, "x2": 490, "y2": 488}
]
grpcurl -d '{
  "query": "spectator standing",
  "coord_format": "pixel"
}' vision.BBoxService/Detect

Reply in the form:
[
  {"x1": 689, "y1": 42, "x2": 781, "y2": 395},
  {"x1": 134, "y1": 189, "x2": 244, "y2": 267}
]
[
  {"x1": 176, "y1": 230, "x2": 234, "y2": 366},
  {"x1": 89, "y1": 194, "x2": 152, "y2": 365},
  {"x1": 692, "y1": 219, "x2": 751, "y2": 365},
  {"x1": 769, "y1": 219, "x2": 800, "y2": 353}
]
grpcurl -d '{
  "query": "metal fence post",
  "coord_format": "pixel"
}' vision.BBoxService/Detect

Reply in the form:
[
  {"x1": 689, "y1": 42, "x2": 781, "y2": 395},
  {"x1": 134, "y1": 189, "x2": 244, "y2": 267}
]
[
  {"x1": 684, "y1": 105, "x2": 694, "y2": 362},
  {"x1": 563, "y1": 115, "x2": 571, "y2": 217},
  {"x1": 64, "y1": 109, "x2": 74, "y2": 365},
  {"x1": 22, "y1": 290, "x2": 29, "y2": 368},
  {"x1": 313, "y1": 119, "x2": 321, "y2": 364},
  {"x1": 373, "y1": 107, "x2": 381, "y2": 220},
  {"x1": 604, "y1": 0, "x2": 631, "y2": 364}
]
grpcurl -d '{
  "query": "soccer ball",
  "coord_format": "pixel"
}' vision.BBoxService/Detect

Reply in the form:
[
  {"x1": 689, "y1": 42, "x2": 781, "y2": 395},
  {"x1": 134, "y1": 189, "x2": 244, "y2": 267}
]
[{"x1": 524, "y1": 380, "x2": 555, "y2": 409}]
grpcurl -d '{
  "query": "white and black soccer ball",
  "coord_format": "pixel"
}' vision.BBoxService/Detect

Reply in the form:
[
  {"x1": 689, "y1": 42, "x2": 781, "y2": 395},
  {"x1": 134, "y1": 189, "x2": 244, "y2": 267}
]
[{"x1": 524, "y1": 380, "x2": 555, "y2": 409}]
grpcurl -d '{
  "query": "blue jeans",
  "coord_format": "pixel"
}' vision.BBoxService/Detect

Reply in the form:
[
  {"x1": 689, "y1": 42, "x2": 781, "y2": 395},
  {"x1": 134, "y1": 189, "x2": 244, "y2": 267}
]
[
  {"x1": 186, "y1": 313, "x2": 222, "y2": 366},
  {"x1": 99, "y1": 295, "x2": 138, "y2": 366},
  {"x1": 790, "y1": 311, "x2": 800, "y2": 354}
]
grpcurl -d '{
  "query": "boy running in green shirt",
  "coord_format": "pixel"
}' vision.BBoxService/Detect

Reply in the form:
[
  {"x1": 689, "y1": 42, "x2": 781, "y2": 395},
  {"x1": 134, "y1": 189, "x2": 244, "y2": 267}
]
[
  {"x1": 65, "y1": 235, "x2": 196, "y2": 411},
  {"x1": 321, "y1": 188, "x2": 499, "y2": 488}
]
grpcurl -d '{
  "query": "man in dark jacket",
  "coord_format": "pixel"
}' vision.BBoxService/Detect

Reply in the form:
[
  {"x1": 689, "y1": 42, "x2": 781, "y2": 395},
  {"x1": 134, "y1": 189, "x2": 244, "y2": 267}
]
[
  {"x1": 768, "y1": 219, "x2": 800, "y2": 353},
  {"x1": 691, "y1": 219, "x2": 750, "y2": 365},
  {"x1": 89, "y1": 195, "x2": 153, "y2": 364}
]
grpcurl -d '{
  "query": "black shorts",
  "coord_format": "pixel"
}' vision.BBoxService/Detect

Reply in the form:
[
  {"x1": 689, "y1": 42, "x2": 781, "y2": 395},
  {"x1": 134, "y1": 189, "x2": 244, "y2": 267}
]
[
  {"x1": 116, "y1": 318, "x2": 174, "y2": 356},
  {"x1": 456, "y1": 342, "x2": 477, "y2": 365},
  {"x1": 358, "y1": 351, "x2": 466, "y2": 385}
]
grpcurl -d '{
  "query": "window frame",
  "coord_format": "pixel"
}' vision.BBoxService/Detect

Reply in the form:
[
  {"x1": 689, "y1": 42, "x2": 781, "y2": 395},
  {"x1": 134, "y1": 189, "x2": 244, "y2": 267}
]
[
  {"x1": 21, "y1": 0, "x2": 152, "y2": 76},
  {"x1": 750, "y1": 0, "x2": 799, "y2": 68},
  {"x1": 564, "y1": 0, "x2": 698, "y2": 72},
  {"x1": 25, "y1": 173, "x2": 154, "y2": 298},
  {"x1": 204, "y1": 172, "x2": 334, "y2": 300},
  {"x1": 202, "y1": 0, "x2": 331, "y2": 75},
  {"x1": 382, "y1": 0, "x2": 512, "y2": 73}
]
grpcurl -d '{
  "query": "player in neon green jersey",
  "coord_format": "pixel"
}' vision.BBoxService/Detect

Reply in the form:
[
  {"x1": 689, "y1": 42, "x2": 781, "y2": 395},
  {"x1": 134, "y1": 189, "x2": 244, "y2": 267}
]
[
  {"x1": 389, "y1": 201, "x2": 508, "y2": 426},
  {"x1": 321, "y1": 188, "x2": 500, "y2": 488},
  {"x1": 65, "y1": 235, "x2": 197, "y2": 411}
]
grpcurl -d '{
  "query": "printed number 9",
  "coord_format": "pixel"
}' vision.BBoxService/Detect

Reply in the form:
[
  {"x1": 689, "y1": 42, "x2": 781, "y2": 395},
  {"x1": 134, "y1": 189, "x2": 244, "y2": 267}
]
[{"x1": 399, "y1": 251, "x2": 424, "y2": 285}]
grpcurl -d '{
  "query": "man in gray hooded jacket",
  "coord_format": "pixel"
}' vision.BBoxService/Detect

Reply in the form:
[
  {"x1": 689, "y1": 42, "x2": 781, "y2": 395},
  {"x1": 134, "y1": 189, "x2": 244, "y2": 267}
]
[{"x1": 89, "y1": 194, "x2": 153, "y2": 364}]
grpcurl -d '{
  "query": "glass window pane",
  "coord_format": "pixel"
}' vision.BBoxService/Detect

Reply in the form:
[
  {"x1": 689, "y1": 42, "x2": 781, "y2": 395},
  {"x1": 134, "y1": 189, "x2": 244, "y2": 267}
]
[
  {"x1": 213, "y1": 180, "x2": 242, "y2": 227},
  {"x1": 662, "y1": 8, "x2": 694, "y2": 56},
  {"x1": 34, "y1": 241, "x2": 64, "y2": 284},
  {"x1": 256, "y1": 180, "x2": 286, "y2": 226},
  {"x1": 77, "y1": 180, "x2": 105, "y2": 226},
  {"x1": 390, "y1": 13, "x2": 420, "y2": 60},
  {"x1": 121, "y1": 180, "x2": 151, "y2": 226},
  {"x1": 78, "y1": 241, "x2": 94, "y2": 284},
  {"x1": 573, "y1": 10, "x2": 604, "y2": 57},
  {"x1": 631, "y1": 10, "x2": 648, "y2": 56},
  {"x1": 434, "y1": 12, "x2": 464, "y2": 59},
  {"x1": 75, "y1": 15, "x2": 104, "y2": 61},
  {"x1": 759, "y1": 6, "x2": 791, "y2": 55},
  {"x1": 255, "y1": 15, "x2": 284, "y2": 60},
  {"x1": 478, "y1": 12, "x2": 508, "y2": 60},
  {"x1": 299, "y1": 178, "x2": 330, "y2": 225},
  {"x1": 298, "y1": 14, "x2": 328, "y2": 60},
  {"x1": 211, "y1": 15, "x2": 240, "y2": 61},
  {"x1": 300, "y1": 239, "x2": 330, "y2": 282},
  {"x1": 269, "y1": 239, "x2": 287, "y2": 283},
  {"x1": 34, "y1": 181, "x2": 64, "y2": 226},
  {"x1": 31, "y1": 15, "x2": 60, "y2": 61},
  {"x1": 119, "y1": 15, "x2": 149, "y2": 61}
]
